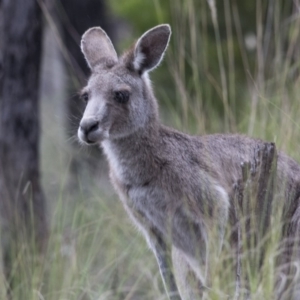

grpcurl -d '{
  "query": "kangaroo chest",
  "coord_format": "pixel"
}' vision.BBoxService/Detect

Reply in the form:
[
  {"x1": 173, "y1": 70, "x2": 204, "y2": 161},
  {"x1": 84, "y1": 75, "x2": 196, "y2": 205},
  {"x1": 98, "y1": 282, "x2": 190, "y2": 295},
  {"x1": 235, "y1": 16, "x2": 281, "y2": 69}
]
[
  {"x1": 103, "y1": 140, "x2": 213, "y2": 257},
  {"x1": 111, "y1": 168, "x2": 208, "y2": 257}
]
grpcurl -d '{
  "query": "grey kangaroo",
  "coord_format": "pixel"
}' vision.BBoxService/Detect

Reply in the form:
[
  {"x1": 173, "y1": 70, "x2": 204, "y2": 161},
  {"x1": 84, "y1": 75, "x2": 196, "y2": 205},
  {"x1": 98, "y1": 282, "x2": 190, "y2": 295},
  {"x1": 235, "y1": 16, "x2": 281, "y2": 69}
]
[{"x1": 77, "y1": 24, "x2": 300, "y2": 299}]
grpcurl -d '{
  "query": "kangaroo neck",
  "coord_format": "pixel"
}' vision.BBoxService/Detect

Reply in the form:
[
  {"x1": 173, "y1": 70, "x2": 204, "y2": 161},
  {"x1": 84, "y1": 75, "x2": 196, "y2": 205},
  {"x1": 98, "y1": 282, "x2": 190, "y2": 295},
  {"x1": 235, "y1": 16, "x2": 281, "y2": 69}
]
[{"x1": 101, "y1": 122, "x2": 161, "y2": 183}]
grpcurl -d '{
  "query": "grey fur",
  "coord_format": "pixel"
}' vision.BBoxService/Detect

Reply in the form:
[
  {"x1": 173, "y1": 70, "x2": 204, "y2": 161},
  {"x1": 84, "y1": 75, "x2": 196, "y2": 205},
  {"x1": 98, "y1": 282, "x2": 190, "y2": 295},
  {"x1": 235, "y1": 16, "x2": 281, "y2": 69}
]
[{"x1": 78, "y1": 24, "x2": 300, "y2": 299}]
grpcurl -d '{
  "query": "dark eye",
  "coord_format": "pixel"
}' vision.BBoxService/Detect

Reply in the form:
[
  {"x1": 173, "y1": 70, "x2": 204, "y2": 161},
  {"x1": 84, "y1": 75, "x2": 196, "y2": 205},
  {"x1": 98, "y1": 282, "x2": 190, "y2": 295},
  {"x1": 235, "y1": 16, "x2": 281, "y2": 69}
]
[
  {"x1": 114, "y1": 90, "x2": 130, "y2": 104},
  {"x1": 81, "y1": 92, "x2": 89, "y2": 103}
]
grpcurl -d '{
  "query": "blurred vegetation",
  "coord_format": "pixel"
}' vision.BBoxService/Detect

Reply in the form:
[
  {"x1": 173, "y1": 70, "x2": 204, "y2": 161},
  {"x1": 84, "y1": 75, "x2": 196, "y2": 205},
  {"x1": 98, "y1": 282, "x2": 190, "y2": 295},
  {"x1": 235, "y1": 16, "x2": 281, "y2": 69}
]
[{"x1": 109, "y1": 0, "x2": 297, "y2": 135}]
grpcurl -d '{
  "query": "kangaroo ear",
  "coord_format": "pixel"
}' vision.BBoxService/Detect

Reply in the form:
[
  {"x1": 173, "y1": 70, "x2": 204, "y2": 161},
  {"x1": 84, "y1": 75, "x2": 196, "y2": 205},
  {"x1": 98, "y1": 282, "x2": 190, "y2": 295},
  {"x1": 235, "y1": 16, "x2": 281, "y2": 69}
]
[
  {"x1": 81, "y1": 27, "x2": 118, "y2": 70},
  {"x1": 133, "y1": 24, "x2": 171, "y2": 74}
]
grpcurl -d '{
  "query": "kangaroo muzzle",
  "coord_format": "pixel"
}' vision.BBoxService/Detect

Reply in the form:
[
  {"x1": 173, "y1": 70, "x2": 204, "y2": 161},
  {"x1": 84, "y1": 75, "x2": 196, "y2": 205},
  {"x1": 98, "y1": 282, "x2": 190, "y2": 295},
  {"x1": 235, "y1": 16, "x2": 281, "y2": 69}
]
[{"x1": 78, "y1": 117, "x2": 108, "y2": 144}]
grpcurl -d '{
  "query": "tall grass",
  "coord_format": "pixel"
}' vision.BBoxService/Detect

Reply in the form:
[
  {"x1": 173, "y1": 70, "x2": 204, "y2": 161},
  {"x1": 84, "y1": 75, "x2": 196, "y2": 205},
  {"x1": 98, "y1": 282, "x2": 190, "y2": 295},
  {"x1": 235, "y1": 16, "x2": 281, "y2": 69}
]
[
  {"x1": 166, "y1": 2, "x2": 300, "y2": 296},
  {"x1": 167, "y1": 0, "x2": 300, "y2": 143},
  {"x1": 2, "y1": 0, "x2": 300, "y2": 299}
]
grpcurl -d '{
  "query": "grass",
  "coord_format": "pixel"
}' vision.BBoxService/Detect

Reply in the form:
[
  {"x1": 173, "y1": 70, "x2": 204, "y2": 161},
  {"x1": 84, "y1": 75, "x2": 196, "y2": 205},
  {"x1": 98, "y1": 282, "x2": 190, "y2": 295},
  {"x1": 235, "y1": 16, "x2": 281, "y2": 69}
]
[{"x1": 2, "y1": 0, "x2": 300, "y2": 299}]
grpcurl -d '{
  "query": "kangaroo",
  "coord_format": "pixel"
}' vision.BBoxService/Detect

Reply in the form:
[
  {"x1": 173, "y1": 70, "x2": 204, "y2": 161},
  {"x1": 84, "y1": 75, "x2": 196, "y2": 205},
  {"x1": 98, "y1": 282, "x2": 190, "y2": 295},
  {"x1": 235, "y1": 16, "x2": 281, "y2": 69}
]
[{"x1": 77, "y1": 24, "x2": 300, "y2": 299}]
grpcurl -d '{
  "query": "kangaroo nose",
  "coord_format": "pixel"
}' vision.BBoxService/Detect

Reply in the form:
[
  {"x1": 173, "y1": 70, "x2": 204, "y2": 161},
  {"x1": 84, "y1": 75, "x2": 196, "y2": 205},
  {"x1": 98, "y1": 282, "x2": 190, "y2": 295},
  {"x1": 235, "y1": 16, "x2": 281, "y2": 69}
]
[{"x1": 80, "y1": 119, "x2": 99, "y2": 135}]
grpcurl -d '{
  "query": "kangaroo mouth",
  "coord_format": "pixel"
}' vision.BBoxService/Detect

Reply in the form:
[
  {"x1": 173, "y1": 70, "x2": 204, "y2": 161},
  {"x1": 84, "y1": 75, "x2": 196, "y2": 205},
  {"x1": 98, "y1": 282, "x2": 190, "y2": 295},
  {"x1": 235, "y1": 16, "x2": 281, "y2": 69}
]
[
  {"x1": 84, "y1": 138, "x2": 98, "y2": 145},
  {"x1": 77, "y1": 127, "x2": 108, "y2": 145}
]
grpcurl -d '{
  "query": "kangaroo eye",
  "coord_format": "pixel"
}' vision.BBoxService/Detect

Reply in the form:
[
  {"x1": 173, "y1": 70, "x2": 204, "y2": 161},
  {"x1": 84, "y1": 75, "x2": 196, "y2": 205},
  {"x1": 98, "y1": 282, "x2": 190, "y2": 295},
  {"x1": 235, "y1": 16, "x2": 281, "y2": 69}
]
[
  {"x1": 114, "y1": 91, "x2": 130, "y2": 104},
  {"x1": 81, "y1": 92, "x2": 89, "y2": 103}
]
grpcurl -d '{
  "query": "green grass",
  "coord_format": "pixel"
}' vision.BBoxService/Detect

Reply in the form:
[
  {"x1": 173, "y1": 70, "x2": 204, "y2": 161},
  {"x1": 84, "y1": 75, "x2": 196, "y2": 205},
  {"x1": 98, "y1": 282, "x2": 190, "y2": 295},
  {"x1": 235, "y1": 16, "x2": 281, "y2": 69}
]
[{"x1": 2, "y1": 180, "x2": 167, "y2": 299}]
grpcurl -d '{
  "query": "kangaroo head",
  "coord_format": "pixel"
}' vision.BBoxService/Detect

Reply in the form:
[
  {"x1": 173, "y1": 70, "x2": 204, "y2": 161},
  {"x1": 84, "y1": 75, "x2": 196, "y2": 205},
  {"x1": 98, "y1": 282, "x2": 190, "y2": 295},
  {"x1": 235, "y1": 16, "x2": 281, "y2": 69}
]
[{"x1": 78, "y1": 24, "x2": 171, "y2": 145}]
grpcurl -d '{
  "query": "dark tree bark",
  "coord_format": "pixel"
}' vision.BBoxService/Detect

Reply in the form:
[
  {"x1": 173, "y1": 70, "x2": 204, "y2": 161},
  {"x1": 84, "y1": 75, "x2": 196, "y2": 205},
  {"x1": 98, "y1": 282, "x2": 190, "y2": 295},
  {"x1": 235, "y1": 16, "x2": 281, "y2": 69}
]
[
  {"x1": 232, "y1": 142, "x2": 277, "y2": 297},
  {"x1": 55, "y1": 0, "x2": 117, "y2": 183},
  {"x1": 0, "y1": 0, "x2": 48, "y2": 293}
]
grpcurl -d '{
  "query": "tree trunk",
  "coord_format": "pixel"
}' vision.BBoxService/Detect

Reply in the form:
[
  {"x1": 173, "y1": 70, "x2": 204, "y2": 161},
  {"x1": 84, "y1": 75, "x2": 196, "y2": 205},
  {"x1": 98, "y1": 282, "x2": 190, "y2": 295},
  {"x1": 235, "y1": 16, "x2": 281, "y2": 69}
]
[
  {"x1": 0, "y1": 0, "x2": 48, "y2": 293},
  {"x1": 232, "y1": 142, "x2": 277, "y2": 297}
]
